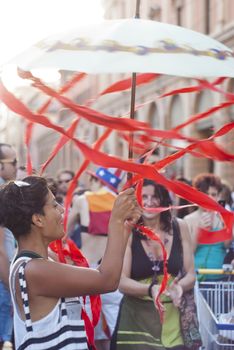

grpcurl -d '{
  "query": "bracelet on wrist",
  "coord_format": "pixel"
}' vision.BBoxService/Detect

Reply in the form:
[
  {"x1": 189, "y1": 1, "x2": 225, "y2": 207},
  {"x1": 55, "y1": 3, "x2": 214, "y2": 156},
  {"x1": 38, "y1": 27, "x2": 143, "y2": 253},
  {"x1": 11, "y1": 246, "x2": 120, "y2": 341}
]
[{"x1": 148, "y1": 280, "x2": 157, "y2": 298}]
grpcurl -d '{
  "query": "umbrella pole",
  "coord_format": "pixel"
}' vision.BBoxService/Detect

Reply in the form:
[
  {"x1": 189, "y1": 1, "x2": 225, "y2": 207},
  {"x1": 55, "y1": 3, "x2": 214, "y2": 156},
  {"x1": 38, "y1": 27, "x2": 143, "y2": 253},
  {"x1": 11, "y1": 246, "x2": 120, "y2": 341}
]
[
  {"x1": 128, "y1": 73, "x2": 137, "y2": 161},
  {"x1": 128, "y1": 0, "x2": 141, "y2": 174}
]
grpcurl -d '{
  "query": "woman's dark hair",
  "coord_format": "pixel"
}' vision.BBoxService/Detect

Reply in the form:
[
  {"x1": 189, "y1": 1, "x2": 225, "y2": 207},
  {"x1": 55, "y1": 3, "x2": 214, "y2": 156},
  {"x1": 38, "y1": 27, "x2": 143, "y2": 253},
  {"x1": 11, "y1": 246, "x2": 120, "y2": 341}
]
[
  {"x1": 45, "y1": 177, "x2": 58, "y2": 196},
  {"x1": 0, "y1": 176, "x2": 49, "y2": 239},
  {"x1": 193, "y1": 173, "x2": 222, "y2": 193},
  {"x1": 176, "y1": 177, "x2": 193, "y2": 218},
  {"x1": 136, "y1": 179, "x2": 172, "y2": 237}
]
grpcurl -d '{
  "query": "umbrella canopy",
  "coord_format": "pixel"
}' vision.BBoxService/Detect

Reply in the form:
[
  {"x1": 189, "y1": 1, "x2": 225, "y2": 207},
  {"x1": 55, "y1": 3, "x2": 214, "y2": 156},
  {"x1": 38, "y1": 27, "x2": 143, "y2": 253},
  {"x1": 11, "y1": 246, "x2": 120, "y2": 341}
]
[{"x1": 7, "y1": 18, "x2": 234, "y2": 78}]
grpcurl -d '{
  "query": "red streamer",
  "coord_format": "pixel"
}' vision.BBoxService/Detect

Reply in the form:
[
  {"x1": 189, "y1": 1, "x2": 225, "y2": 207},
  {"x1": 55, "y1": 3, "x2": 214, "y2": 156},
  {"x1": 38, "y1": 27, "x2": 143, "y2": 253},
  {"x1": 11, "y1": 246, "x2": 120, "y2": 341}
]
[
  {"x1": 21, "y1": 70, "x2": 86, "y2": 174},
  {"x1": 0, "y1": 81, "x2": 233, "y2": 245},
  {"x1": 49, "y1": 239, "x2": 100, "y2": 349},
  {"x1": 99, "y1": 73, "x2": 160, "y2": 96}
]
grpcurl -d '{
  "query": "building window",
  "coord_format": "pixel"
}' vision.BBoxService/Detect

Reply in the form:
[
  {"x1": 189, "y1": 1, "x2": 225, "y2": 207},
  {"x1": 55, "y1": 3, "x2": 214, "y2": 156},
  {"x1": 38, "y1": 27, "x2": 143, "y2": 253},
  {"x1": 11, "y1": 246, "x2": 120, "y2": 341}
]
[
  {"x1": 167, "y1": 95, "x2": 185, "y2": 178},
  {"x1": 195, "y1": 90, "x2": 213, "y2": 131},
  {"x1": 194, "y1": 90, "x2": 214, "y2": 173},
  {"x1": 176, "y1": 5, "x2": 182, "y2": 26},
  {"x1": 172, "y1": 0, "x2": 184, "y2": 26},
  {"x1": 148, "y1": 5, "x2": 161, "y2": 21},
  {"x1": 148, "y1": 103, "x2": 159, "y2": 129},
  {"x1": 170, "y1": 95, "x2": 183, "y2": 128},
  {"x1": 228, "y1": 79, "x2": 234, "y2": 121}
]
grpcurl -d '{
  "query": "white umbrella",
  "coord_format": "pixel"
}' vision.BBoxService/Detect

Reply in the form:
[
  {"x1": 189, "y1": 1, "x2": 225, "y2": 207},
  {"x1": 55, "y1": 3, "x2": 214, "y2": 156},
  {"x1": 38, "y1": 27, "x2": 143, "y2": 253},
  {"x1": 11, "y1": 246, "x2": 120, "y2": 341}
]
[
  {"x1": 3, "y1": 0, "x2": 234, "y2": 161},
  {"x1": 7, "y1": 18, "x2": 234, "y2": 78}
]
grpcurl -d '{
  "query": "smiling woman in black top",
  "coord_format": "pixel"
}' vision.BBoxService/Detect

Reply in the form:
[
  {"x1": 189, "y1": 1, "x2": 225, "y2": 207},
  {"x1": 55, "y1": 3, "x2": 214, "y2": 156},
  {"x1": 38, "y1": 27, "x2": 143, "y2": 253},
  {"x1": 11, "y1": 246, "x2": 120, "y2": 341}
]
[{"x1": 111, "y1": 179, "x2": 196, "y2": 350}]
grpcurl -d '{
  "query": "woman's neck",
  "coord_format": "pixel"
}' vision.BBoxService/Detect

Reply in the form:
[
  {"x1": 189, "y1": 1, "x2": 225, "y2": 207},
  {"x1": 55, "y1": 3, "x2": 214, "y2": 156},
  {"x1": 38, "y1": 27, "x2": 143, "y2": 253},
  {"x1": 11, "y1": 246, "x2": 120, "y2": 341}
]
[
  {"x1": 143, "y1": 215, "x2": 161, "y2": 231},
  {"x1": 18, "y1": 237, "x2": 49, "y2": 259}
]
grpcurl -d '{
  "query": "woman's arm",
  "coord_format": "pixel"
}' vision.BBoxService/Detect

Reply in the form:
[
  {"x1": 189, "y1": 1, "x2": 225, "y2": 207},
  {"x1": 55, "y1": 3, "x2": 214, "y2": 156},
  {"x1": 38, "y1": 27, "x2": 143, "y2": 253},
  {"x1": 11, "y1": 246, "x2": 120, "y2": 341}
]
[
  {"x1": 184, "y1": 213, "x2": 198, "y2": 252},
  {"x1": 0, "y1": 228, "x2": 10, "y2": 288},
  {"x1": 26, "y1": 188, "x2": 142, "y2": 298},
  {"x1": 166, "y1": 219, "x2": 196, "y2": 307},
  {"x1": 67, "y1": 194, "x2": 89, "y2": 235},
  {"x1": 177, "y1": 219, "x2": 196, "y2": 291}
]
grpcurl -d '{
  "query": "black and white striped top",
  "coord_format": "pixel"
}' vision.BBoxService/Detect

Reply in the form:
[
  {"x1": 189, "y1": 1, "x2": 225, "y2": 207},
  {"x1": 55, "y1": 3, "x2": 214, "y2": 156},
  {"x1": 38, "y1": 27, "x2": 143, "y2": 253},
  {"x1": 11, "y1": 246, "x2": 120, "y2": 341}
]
[{"x1": 10, "y1": 257, "x2": 88, "y2": 350}]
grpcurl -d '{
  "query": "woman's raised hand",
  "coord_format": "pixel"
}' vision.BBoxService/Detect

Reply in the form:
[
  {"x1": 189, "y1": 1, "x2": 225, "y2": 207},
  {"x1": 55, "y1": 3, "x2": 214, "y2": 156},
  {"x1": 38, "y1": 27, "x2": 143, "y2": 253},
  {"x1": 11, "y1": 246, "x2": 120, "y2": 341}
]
[{"x1": 110, "y1": 188, "x2": 142, "y2": 228}]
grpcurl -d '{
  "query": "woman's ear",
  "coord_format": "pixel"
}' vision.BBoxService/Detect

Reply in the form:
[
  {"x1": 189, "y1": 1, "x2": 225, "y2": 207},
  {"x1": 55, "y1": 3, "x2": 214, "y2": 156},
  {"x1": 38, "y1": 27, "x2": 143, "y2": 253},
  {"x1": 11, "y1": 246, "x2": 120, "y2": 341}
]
[{"x1": 31, "y1": 213, "x2": 44, "y2": 228}]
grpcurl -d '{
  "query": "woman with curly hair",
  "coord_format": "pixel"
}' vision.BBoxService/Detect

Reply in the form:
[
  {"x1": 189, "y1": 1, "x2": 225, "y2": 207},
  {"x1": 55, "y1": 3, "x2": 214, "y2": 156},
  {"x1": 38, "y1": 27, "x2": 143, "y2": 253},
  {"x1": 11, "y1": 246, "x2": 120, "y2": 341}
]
[{"x1": 0, "y1": 176, "x2": 141, "y2": 350}]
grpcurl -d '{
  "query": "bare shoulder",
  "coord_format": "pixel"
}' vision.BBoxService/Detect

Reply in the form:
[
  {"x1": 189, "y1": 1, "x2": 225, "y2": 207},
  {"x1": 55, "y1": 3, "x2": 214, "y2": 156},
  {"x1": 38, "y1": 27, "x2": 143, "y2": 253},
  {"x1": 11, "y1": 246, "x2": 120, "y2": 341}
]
[
  {"x1": 184, "y1": 210, "x2": 199, "y2": 221},
  {"x1": 23, "y1": 258, "x2": 88, "y2": 297},
  {"x1": 0, "y1": 227, "x2": 4, "y2": 239},
  {"x1": 177, "y1": 217, "x2": 188, "y2": 229},
  {"x1": 183, "y1": 211, "x2": 200, "y2": 228},
  {"x1": 71, "y1": 193, "x2": 88, "y2": 211},
  {"x1": 72, "y1": 193, "x2": 86, "y2": 205}
]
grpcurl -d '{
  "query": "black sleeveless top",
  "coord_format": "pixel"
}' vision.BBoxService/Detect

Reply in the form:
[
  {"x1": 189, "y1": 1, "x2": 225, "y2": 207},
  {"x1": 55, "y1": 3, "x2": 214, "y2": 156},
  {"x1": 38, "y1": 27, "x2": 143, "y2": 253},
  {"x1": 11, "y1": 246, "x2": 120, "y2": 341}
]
[{"x1": 131, "y1": 219, "x2": 183, "y2": 280}]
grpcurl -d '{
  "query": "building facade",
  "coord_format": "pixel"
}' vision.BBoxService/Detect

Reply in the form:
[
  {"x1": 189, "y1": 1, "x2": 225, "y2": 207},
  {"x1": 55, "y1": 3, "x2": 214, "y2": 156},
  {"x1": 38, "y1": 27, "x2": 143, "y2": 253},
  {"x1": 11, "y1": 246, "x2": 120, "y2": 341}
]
[
  {"x1": 99, "y1": 0, "x2": 234, "y2": 184},
  {"x1": 1, "y1": 0, "x2": 234, "y2": 187}
]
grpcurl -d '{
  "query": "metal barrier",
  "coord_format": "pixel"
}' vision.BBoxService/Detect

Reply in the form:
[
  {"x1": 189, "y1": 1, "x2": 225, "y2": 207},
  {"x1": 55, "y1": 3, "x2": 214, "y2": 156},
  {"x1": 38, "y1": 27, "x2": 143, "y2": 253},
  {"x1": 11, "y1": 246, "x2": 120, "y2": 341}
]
[{"x1": 196, "y1": 268, "x2": 234, "y2": 350}]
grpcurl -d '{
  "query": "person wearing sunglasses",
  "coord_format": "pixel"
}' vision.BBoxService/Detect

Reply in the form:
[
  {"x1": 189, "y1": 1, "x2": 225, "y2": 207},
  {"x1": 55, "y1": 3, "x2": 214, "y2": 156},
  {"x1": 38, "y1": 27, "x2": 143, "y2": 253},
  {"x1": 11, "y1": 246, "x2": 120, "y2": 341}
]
[
  {"x1": 0, "y1": 143, "x2": 17, "y2": 350},
  {"x1": 56, "y1": 169, "x2": 75, "y2": 205},
  {"x1": 0, "y1": 176, "x2": 141, "y2": 350},
  {"x1": 0, "y1": 143, "x2": 17, "y2": 185}
]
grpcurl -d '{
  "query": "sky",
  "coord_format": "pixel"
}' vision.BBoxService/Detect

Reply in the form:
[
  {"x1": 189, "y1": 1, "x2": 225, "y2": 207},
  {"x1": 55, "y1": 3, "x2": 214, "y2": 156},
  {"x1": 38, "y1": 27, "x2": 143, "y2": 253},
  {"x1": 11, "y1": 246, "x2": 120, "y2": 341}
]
[{"x1": 0, "y1": 0, "x2": 104, "y2": 66}]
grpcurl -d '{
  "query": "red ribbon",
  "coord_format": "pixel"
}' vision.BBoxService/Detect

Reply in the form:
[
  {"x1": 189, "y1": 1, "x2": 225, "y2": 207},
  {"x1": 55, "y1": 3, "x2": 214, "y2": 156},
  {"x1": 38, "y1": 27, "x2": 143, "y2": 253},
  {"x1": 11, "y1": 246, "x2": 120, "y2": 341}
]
[
  {"x1": 198, "y1": 227, "x2": 232, "y2": 244},
  {"x1": 20, "y1": 70, "x2": 86, "y2": 174},
  {"x1": 135, "y1": 180, "x2": 169, "y2": 322},
  {"x1": 99, "y1": 73, "x2": 160, "y2": 96},
  {"x1": 63, "y1": 128, "x2": 112, "y2": 232},
  {"x1": 49, "y1": 239, "x2": 100, "y2": 349},
  {"x1": 135, "y1": 224, "x2": 169, "y2": 323},
  {"x1": 1, "y1": 70, "x2": 234, "y2": 336},
  {"x1": 0, "y1": 79, "x2": 233, "y2": 244},
  {"x1": 40, "y1": 118, "x2": 80, "y2": 175}
]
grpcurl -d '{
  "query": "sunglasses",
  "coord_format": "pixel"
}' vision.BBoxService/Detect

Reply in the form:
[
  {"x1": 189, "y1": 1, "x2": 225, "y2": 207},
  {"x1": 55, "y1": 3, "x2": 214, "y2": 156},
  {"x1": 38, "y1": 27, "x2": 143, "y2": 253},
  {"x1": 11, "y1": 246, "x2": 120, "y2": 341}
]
[
  {"x1": 0, "y1": 158, "x2": 17, "y2": 166},
  {"x1": 58, "y1": 179, "x2": 72, "y2": 184},
  {"x1": 13, "y1": 180, "x2": 30, "y2": 201},
  {"x1": 14, "y1": 181, "x2": 30, "y2": 187}
]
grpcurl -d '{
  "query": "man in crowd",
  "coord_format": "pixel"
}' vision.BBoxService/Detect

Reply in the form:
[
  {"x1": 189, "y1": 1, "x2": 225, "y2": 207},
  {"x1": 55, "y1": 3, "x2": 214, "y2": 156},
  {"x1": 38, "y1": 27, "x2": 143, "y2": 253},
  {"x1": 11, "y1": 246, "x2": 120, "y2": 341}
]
[
  {"x1": 0, "y1": 143, "x2": 17, "y2": 350},
  {"x1": 68, "y1": 167, "x2": 123, "y2": 350},
  {"x1": 56, "y1": 169, "x2": 75, "y2": 205}
]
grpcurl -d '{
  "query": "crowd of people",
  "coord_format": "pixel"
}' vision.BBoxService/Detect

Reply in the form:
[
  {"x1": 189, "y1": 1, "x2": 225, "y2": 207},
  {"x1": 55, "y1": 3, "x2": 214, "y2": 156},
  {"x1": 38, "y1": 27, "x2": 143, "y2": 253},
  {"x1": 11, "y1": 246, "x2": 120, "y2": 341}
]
[{"x1": 0, "y1": 141, "x2": 233, "y2": 350}]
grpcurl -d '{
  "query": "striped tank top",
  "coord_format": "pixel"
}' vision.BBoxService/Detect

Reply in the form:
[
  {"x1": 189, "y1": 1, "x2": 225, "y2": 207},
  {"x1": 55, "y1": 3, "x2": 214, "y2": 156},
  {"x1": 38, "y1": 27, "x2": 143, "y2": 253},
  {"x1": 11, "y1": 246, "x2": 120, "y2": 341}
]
[{"x1": 10, "y1": 257, "x2": 88, "y2": 350}]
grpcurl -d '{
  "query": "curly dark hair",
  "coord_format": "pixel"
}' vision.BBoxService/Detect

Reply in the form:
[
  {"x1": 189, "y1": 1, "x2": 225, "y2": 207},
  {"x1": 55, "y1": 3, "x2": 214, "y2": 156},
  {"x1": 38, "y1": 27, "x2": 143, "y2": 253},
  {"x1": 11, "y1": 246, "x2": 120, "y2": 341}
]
[
  {"x1": 0, "y1": 176, "x2": 49, "y2": 239},
  {"x1": 193, "y1": 173, "x2": 222, "y2": 194},
  {"x1": 136, "y1": 179, "x2": 172, "y2": 237}
]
